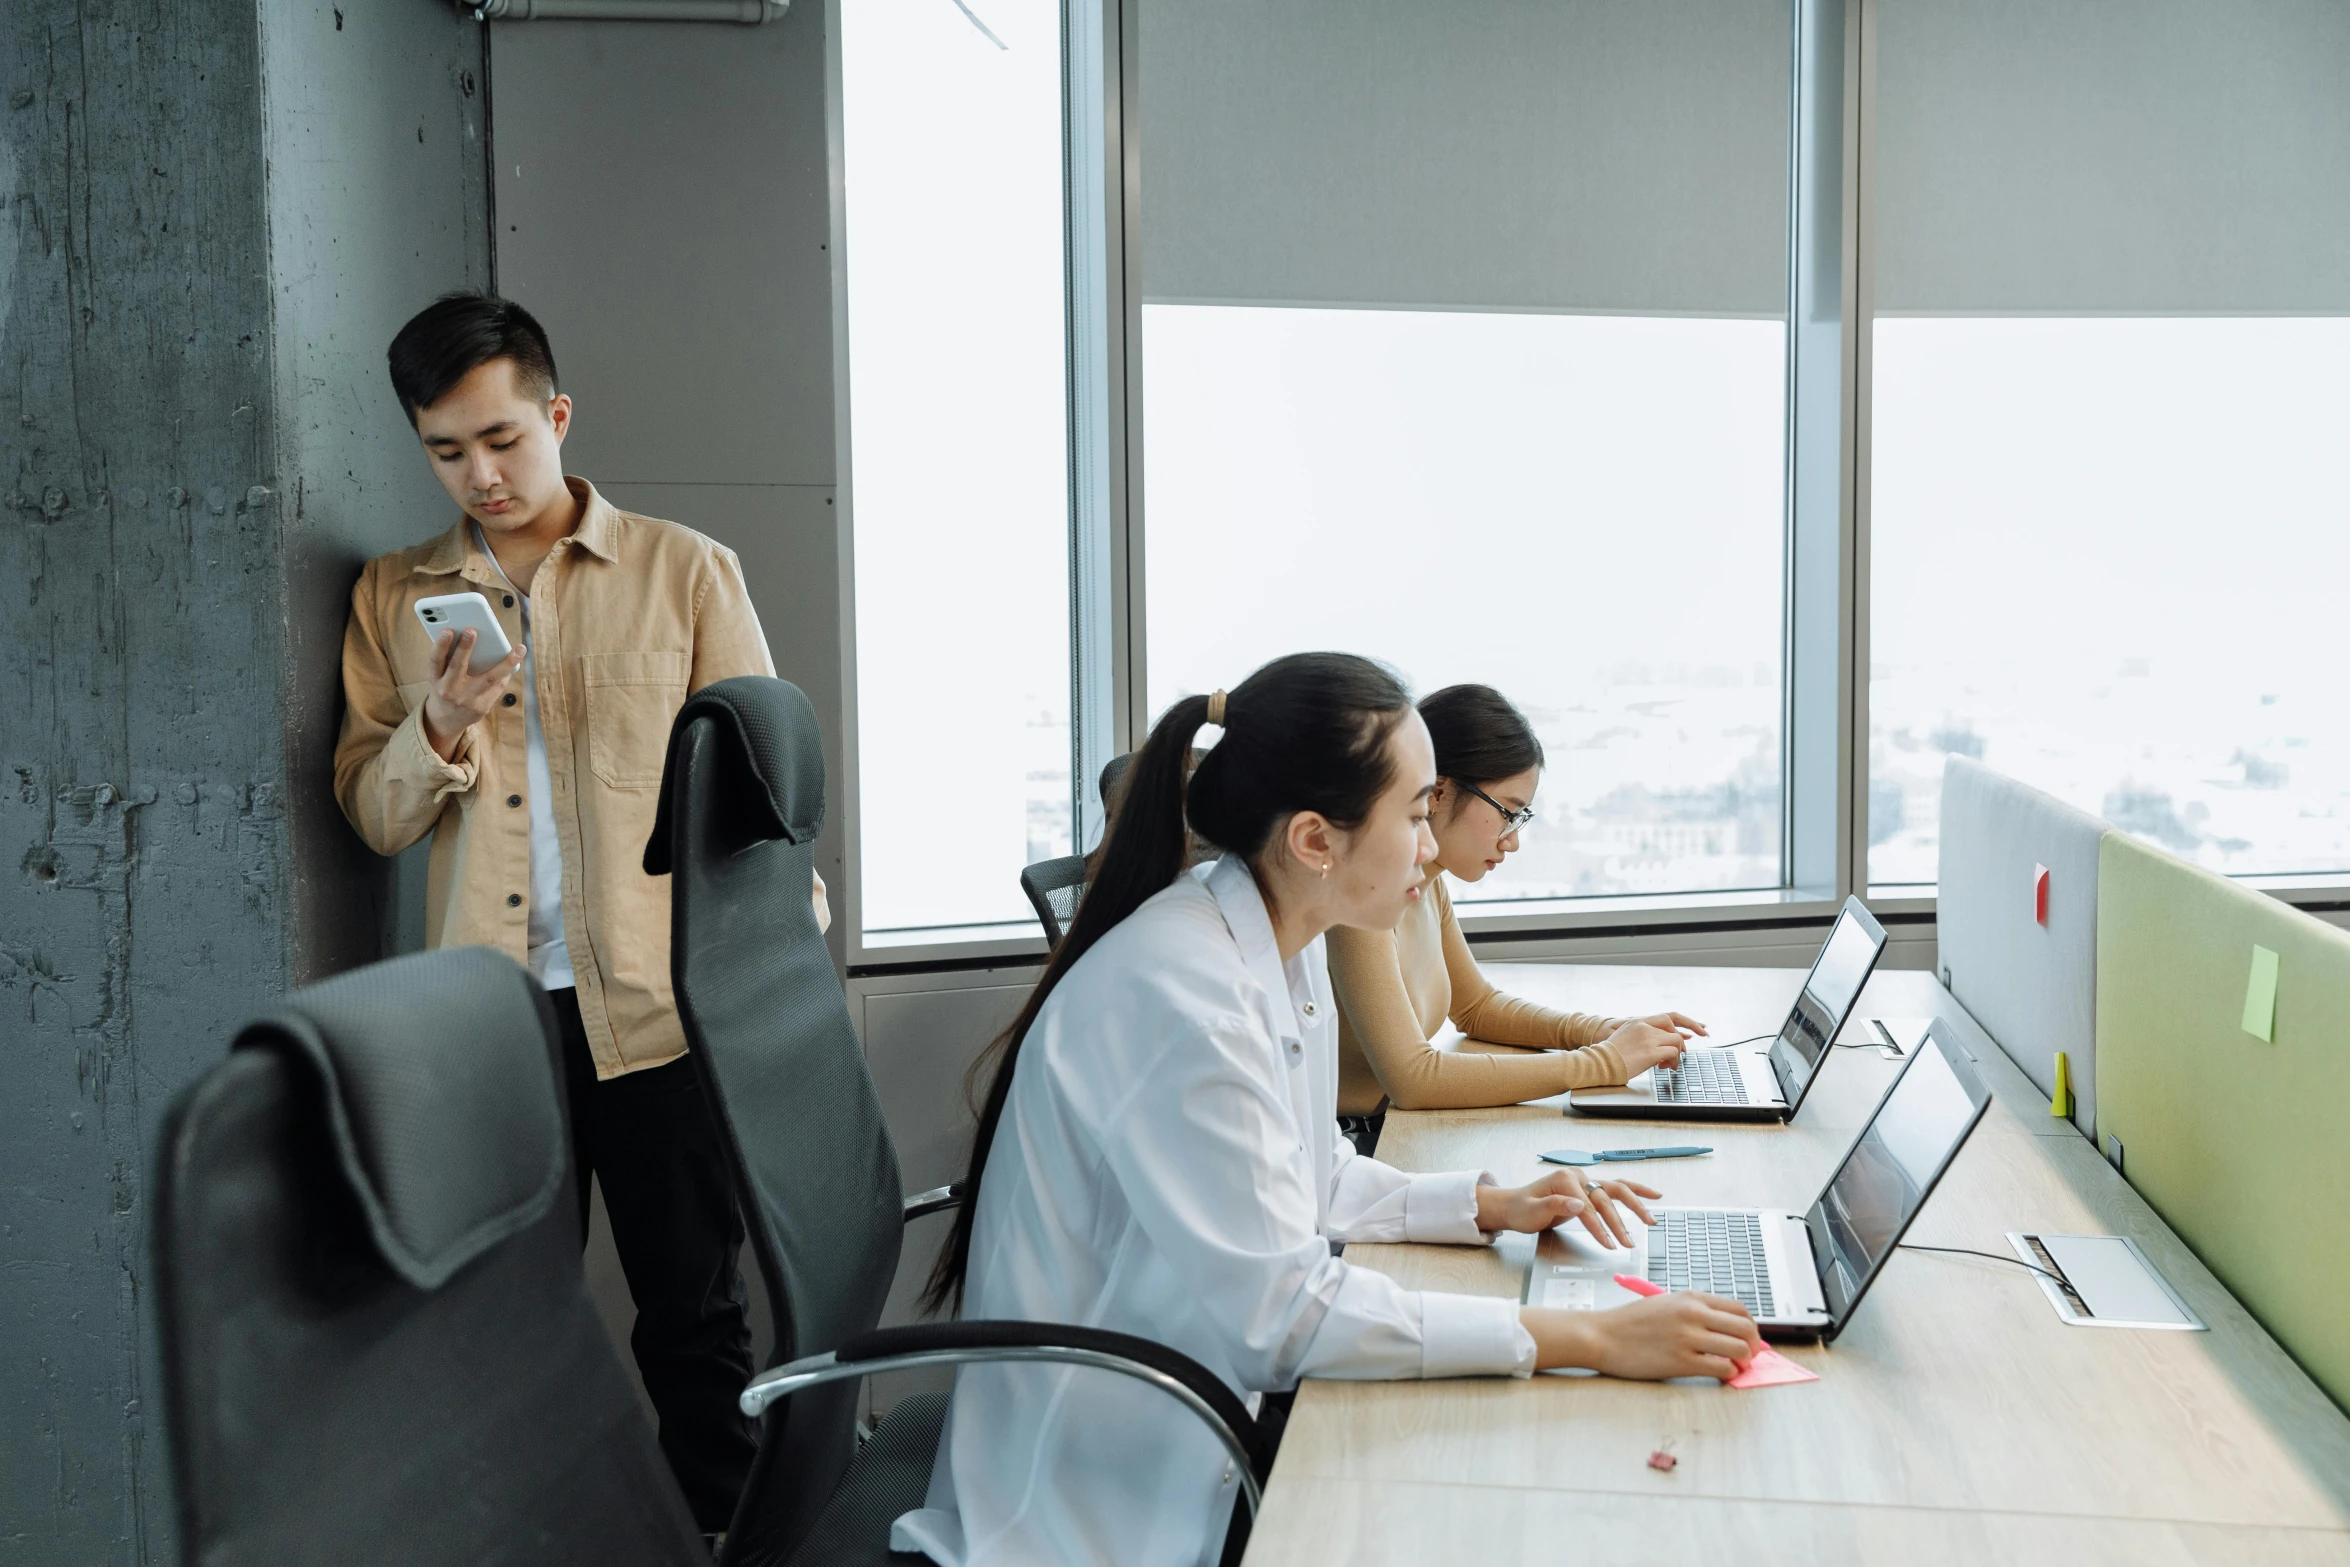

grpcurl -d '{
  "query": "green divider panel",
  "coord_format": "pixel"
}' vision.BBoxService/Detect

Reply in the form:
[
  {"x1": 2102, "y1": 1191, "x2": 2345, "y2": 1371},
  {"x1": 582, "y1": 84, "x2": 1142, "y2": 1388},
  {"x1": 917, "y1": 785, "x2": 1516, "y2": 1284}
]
[{"x1": 2097, "y1": 833, "x2": 2350, "y2": 1411}]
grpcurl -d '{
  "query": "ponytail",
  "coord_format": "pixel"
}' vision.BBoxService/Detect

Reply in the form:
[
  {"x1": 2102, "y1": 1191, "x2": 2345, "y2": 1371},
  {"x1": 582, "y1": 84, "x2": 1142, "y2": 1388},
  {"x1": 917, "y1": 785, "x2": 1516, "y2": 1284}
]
[{"x1": 924, "y1": 652, "x2": 1411, "y2": 1313}]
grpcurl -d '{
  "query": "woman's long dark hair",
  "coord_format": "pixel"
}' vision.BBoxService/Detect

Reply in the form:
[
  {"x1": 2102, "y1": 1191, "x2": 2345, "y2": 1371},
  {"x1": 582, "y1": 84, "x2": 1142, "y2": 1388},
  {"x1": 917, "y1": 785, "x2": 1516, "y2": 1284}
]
[
  {"x1": 924, "y1": 652, "x2": 1414, "y2": 1312},
  {"x1": 1419, "y1": 683, "x2": 1545, "y2": 790}
]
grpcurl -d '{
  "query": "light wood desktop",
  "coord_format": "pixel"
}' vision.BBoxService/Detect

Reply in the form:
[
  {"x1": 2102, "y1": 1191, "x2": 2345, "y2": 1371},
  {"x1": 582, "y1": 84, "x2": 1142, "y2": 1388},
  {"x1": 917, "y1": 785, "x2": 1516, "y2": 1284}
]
[{"x1": 1245, "y1": 966, "x2": 2350, "y2": 1566}]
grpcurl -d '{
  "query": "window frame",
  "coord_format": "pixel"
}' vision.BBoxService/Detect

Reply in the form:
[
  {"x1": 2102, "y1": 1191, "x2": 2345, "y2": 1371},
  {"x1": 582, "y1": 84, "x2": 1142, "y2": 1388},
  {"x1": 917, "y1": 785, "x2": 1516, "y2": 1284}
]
[{"x1": 835, "y1": 0, "x2": 2350, "y2": 975}]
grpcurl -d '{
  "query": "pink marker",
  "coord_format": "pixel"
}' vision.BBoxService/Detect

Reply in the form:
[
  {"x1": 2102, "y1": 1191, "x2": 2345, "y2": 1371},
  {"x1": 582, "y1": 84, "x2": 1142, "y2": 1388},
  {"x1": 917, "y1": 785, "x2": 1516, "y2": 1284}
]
[{"x1": 1613, "y1": 1273, "x2": 1665, "y2": 1298}]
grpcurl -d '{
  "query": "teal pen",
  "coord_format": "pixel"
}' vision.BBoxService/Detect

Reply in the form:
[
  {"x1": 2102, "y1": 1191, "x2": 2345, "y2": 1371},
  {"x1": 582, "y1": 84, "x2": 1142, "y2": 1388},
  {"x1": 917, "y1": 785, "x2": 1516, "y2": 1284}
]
[{"x1": 1539, "y1": 1145, "x2": 1712, "y2": 1166}]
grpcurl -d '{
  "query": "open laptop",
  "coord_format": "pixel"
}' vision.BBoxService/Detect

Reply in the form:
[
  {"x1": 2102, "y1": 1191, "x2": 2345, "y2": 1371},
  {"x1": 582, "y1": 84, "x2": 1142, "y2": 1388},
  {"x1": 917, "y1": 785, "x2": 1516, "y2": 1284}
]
[
  {"x1": 1569, "y1": 896, "x2": 1887, "y2": 1122},
  {"x1": 1527, "y1": 1022, "x2": 1992, "y2": 1342}
]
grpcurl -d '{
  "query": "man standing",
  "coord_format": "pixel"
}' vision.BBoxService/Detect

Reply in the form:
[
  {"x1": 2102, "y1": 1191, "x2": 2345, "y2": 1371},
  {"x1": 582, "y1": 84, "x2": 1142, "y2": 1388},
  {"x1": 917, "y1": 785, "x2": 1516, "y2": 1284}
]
[{"x1": 335, "y1": 293, "x2": 818, "y2": 1534}]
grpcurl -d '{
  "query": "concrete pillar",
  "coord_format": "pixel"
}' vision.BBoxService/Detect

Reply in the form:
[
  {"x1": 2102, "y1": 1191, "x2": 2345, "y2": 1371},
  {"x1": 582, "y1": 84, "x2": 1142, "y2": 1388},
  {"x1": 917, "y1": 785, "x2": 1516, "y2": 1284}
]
[{"x1": 0, "y1": 4, "x2": 490, "y2": 1559}]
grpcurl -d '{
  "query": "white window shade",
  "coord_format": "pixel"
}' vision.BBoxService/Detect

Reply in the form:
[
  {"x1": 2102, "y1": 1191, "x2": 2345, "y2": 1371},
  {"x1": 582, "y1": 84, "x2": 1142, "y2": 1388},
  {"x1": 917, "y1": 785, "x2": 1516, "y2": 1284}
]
[
  {"x1": 1139, "y1": 0, "x2": 1792, "y2": 315},
  {"x1": 1873, "y1": 0, "x2": 2350, "y2": 315}
]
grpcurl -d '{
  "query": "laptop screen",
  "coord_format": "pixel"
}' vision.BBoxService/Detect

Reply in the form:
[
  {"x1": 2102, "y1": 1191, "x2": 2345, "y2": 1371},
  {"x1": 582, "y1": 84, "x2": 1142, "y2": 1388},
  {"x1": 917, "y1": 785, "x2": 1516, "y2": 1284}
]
[
  {"x1": 1766, "y1": 899, "x2": 1887, "y2": 1109},
  {"x1": 1807, "y1": 1031, "x2": 1991, "y2": 1332}
]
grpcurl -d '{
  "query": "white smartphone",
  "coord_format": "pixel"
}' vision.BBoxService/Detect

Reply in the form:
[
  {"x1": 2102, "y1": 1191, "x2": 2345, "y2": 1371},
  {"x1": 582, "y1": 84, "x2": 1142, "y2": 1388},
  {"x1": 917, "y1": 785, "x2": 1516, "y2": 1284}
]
[{"x1": 413, "y1": 591, "x2": 516, "y2": 674}]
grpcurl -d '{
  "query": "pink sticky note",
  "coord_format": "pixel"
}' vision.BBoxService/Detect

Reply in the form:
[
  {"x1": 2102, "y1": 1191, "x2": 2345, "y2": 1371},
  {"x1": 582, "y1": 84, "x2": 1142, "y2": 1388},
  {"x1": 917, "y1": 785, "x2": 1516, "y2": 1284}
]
[
  {"x1": 2033, "y1": 864, "x2": 2050, "y2": 925},
  {"x1": 1727, "y1": 1345, "x2": 1818, "y2": 1390}
]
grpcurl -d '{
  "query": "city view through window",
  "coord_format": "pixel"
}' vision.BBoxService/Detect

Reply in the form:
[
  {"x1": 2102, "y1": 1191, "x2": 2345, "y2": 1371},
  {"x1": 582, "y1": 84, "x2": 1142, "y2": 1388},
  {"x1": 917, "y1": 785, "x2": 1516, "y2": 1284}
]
[
  {"x1": 1145, "y1": 304, "x2": 1789, "y2": 903},
  {"x1": 844, "y1": 0, "x2": 1073, "y2": 933}
]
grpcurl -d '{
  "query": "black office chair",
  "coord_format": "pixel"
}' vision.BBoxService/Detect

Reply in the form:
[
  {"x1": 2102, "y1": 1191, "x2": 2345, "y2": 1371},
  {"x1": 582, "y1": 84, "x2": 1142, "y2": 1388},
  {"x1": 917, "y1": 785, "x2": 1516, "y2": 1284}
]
[
  {"x1": 647, "y1": 682, "x2": 1264, "y2": 1566},
  {"x1": 1018, "y1": 752, "x2": 1133, "y2": 946},
  {"x1": 1098, "y1": 749, "x2": 1132, "y2": 813},
  {"x1": 154, "y1": 947, "x2": 707, "y2": 1567},
  {"x1": 1017, "y1": 853, "x2": 1090, "y2": 948}
]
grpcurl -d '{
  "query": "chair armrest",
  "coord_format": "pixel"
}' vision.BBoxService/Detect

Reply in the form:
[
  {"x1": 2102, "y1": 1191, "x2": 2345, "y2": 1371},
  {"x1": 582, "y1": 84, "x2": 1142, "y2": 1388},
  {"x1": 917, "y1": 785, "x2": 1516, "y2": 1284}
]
[
  {"x1": 902, "y1": 1184, "x2": 963, "y2": 1220},
  {"x1": 738, "y1": 1319, "x2": 1267, "y2": 1515}
]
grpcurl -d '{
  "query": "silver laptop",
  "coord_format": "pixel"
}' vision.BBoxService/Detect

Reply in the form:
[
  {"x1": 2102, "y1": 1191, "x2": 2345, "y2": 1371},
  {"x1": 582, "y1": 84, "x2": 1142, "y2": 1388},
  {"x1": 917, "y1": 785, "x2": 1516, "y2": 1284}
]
[
  {"x1": 1569, "y1": 896, "x2": 1887, "y2": 1122},
  {"x1": 1527, "y1": 1022, "x2": 1992, "y2": 1341}
]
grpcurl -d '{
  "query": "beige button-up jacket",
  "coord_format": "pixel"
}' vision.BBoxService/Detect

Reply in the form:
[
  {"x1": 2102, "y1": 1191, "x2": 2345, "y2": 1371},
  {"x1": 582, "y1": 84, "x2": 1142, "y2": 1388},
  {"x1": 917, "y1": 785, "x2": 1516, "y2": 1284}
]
[{"x1": 334, "y1": 478, "x2": 820, "y2": 1077}]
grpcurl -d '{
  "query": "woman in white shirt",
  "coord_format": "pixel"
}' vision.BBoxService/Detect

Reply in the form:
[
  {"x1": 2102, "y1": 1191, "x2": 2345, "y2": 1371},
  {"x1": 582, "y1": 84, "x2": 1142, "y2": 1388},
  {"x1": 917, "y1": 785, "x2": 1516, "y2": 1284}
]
[{"x1": 892, "y1": 653, "x2": 1759, "y2": 1567}]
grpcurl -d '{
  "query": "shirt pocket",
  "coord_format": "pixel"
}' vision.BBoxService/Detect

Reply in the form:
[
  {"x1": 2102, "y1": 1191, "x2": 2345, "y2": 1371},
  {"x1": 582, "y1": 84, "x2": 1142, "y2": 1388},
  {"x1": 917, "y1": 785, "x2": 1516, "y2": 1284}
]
[{"x1": 582, "y1": 651, "x2": 690, "y2": 790}]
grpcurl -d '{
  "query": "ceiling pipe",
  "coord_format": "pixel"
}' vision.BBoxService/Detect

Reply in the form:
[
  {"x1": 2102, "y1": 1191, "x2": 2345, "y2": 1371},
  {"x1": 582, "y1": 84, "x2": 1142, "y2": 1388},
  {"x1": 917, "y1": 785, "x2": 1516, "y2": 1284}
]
[{"x1": 466, "y1": 0, "x2": 788, "y2": 20}]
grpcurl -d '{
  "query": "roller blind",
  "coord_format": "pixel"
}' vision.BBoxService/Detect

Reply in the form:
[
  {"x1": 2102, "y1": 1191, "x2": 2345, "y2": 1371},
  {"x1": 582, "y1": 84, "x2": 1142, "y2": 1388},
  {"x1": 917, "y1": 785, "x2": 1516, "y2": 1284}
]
[
  {"x1": 1138, "y1": 0, "x2": 1792, "y2": 316},
  {"x1": 1874, "y1": 0, "x2": 2350, "y2": 315}
]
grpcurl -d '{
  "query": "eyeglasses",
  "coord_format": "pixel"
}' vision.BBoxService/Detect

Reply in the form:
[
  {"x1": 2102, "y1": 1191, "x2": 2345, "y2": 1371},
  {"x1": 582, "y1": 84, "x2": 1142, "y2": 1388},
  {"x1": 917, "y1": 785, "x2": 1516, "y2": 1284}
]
[{"x1": 1456, "y1": 780, "x2": 1535, "y2": 839}]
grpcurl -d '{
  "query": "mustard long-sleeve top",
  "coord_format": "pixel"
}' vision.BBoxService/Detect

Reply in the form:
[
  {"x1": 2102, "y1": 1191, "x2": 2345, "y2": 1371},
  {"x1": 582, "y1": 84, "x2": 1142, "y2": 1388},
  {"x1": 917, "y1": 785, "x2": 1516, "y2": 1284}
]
[{"x1": 1327, "y1": 870, "x2": 1629, "y2": 1114}]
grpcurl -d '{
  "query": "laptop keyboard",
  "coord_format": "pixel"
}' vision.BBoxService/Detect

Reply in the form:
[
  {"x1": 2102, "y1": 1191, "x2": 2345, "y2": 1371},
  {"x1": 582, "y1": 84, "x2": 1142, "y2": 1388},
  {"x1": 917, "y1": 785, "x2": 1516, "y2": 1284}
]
[
  {"x1": 1648, "y1": 1210, "x2": 1777, "y2": 1317},
  {"x1": 1652, "y1": 1050, "x2": 1747, "y2": 1105}
]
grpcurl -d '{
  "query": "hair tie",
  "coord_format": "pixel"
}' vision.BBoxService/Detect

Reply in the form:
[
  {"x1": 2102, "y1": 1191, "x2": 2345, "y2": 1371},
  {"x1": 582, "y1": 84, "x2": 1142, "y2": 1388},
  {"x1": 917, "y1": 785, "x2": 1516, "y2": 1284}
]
[{"x1": 1205, "y1": 689, "x2": 1227, "y2": 726}]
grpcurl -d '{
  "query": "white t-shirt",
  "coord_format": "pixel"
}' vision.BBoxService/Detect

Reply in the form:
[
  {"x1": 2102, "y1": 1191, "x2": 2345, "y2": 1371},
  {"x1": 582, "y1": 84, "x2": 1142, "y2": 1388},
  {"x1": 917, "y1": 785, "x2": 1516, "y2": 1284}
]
[{"x1": 474, "y1": 526, "x2": 574, "y2": 991}]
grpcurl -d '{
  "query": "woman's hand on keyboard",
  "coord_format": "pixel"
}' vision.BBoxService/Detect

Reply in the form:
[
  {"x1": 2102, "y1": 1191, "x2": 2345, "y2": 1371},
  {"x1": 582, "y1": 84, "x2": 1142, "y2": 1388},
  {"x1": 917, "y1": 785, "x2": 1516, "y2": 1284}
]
[
  {"x1": 1605, "y1": 1020, "x2": 1692, "y2": 1079},
  {"x1": 1618, "y1": 1011, "x2": 1708, "y2": 1041},
  {"x1": 1525, "y1": 1292, "x2": 1762, "y2": 1380},
  {"x1": 1478, "y1": 1171, "x2": 1660, "y2": 1249},
  {"x1": 1578, "y1": 1177, "x2": 1659, "y2": 1248}
]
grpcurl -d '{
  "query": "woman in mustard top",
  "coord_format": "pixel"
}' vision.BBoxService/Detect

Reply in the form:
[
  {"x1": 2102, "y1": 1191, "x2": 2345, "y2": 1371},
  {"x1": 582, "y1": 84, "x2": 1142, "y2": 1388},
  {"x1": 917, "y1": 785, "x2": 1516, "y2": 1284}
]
[{"x1": 1327, "y1": 684, "x2": 1704, "y2": 1151}]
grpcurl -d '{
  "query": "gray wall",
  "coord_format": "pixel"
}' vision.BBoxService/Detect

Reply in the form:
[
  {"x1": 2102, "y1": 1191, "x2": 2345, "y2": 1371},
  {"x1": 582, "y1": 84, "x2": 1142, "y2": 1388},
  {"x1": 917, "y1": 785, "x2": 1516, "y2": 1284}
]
[
  {"x1": 489, "y1": 10, "x2": 850, "y2": 973},
  {"x1": 0, "y1": 4, "x2": 490, "y2": 1560},
  {"x1": 1874, "y1": 0, "x2": 2350, "y2": 313},
  {"x1": 1140, "y1": 0, "x2": 1791, "y2": 313},
  {"x1": 485, "y1": 1, "x2": 847, "y2": 1384},
  {"x1": 852, "y1": 971, "x2": 1034, "y2": 1413}
]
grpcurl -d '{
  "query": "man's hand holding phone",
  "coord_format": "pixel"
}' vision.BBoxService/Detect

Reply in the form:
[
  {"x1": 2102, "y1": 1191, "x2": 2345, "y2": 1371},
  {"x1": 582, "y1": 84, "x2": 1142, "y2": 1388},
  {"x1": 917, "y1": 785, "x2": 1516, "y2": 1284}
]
[{"x1": 422, "y1": 628, "x2": 527, "y2": 761}]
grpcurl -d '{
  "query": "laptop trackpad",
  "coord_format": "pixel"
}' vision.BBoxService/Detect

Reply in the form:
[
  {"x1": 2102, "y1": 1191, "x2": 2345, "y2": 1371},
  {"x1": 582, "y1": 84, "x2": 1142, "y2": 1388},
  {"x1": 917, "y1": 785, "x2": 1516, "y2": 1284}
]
[
  {"x1": 1524, "y1": 1226, "x2": 1652, "y2": 1310},
  {"x1": 1534, "y1": 1276, "x2": 1599, "y2": 1310}
]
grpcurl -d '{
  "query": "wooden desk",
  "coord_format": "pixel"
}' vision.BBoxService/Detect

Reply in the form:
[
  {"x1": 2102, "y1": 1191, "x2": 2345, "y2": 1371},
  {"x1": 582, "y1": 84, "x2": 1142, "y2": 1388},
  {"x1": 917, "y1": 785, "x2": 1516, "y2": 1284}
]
[{"x1": 1247, "y1": 967, "x2": 2350, "y2": 1565}]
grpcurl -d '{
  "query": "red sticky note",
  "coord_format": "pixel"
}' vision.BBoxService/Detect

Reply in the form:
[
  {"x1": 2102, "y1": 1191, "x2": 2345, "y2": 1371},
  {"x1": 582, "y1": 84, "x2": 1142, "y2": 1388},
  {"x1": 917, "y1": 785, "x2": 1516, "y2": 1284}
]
[
  {"x1": 2033, "y1": 864, "x2": 2050, "y2": 925},
  {"x1": 1727, "y1": 1345, "x2": 1818, "y2": 1390}
]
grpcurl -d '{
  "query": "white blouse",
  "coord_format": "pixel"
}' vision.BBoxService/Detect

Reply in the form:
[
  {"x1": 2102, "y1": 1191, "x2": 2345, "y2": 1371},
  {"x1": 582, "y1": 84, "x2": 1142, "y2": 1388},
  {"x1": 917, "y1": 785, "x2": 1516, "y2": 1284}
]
[{"x1": 892, "y1": 855, "x2": 1536, "y2": 1567}]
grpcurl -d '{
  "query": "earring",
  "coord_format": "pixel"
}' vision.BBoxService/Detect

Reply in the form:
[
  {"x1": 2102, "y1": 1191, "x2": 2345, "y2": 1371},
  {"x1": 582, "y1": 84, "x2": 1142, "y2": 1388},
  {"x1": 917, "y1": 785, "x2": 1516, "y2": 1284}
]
[{"x1": 1320, "y1": 862, "x2": 1331, "y2": 878}]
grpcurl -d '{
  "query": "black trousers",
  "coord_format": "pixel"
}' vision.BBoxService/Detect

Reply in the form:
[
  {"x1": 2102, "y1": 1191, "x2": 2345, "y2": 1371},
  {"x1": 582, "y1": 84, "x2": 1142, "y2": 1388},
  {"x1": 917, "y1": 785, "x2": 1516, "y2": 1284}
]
[
  {"x1": 1337, "y1": 1109, "x2": 1386, "y2": 1159},
  {"x1": 551, "y1": 987, "x2": 759, "y2": 1532},
  {"x1": 1217, "y1": 1390, "x2": 1294, "y2": 1567}
]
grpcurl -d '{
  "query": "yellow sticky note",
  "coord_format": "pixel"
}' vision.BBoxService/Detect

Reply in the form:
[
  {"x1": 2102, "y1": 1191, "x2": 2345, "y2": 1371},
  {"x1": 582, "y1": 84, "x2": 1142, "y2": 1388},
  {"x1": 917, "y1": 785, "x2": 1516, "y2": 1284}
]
[
  {"x1": 2242, "y1": 945, "x2": 2279, "y2": 1042},
  {"x1": 2050, "y1": 1050, "x2": 2073, "y2": 1118}
]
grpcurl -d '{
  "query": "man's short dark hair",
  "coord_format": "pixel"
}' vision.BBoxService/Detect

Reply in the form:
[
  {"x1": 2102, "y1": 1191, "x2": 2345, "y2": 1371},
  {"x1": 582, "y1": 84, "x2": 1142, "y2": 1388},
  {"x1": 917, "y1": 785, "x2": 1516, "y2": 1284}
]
[{"x1": 387, "y1": 293, "x2": 559, "y2": 424}]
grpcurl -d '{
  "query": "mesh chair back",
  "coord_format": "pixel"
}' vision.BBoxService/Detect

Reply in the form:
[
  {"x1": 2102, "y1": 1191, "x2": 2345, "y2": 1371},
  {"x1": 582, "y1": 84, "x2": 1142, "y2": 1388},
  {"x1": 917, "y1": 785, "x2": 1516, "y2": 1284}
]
[
  {"x1": 1098, "y1": 751, "x2": 1132, "y2": 814},
  {"x1": 647, "y1": 677, "x2": 907, "y2": 1564},
  {"x1": 154, "y1": 949, "x2": 704, "y2": 1567},
  {"x1": 1018, "y1": 753, "x2": 1136, "y2": 946},
  {"x1": 1019, "y1": 853, "x2": 1091, "y2": 947}
]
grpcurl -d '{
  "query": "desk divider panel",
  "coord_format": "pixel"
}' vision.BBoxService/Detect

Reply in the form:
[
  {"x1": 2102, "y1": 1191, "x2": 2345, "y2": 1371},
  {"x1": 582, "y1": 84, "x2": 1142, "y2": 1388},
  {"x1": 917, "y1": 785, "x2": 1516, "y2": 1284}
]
[
  {"x1": 2096, "y1": 832, "x2": 2350, "y2": 1413},
  {"x1": 1937, "y1": 757, "x2": 2110, "y2": 1139}
]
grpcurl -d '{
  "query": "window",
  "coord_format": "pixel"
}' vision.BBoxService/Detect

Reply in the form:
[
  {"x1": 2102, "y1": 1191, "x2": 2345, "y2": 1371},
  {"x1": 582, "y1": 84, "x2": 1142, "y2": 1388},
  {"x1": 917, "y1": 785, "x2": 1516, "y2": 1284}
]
[
  {"x1": 1138, "y1": 1, "x2": 1795, "y2": 902},
  {"x1": 1867, "y1": 0, "x2": 2350, "y2": 885},
  {"x1": 843, "y1": 0, "x2": 1072, "y2": 934},
  {"x1": 837, "y1": 0, "x2": 2350, "y2": 961},
  {"x1": 1869, "y1": 318, "x2": 2350, "y2": 883}
]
